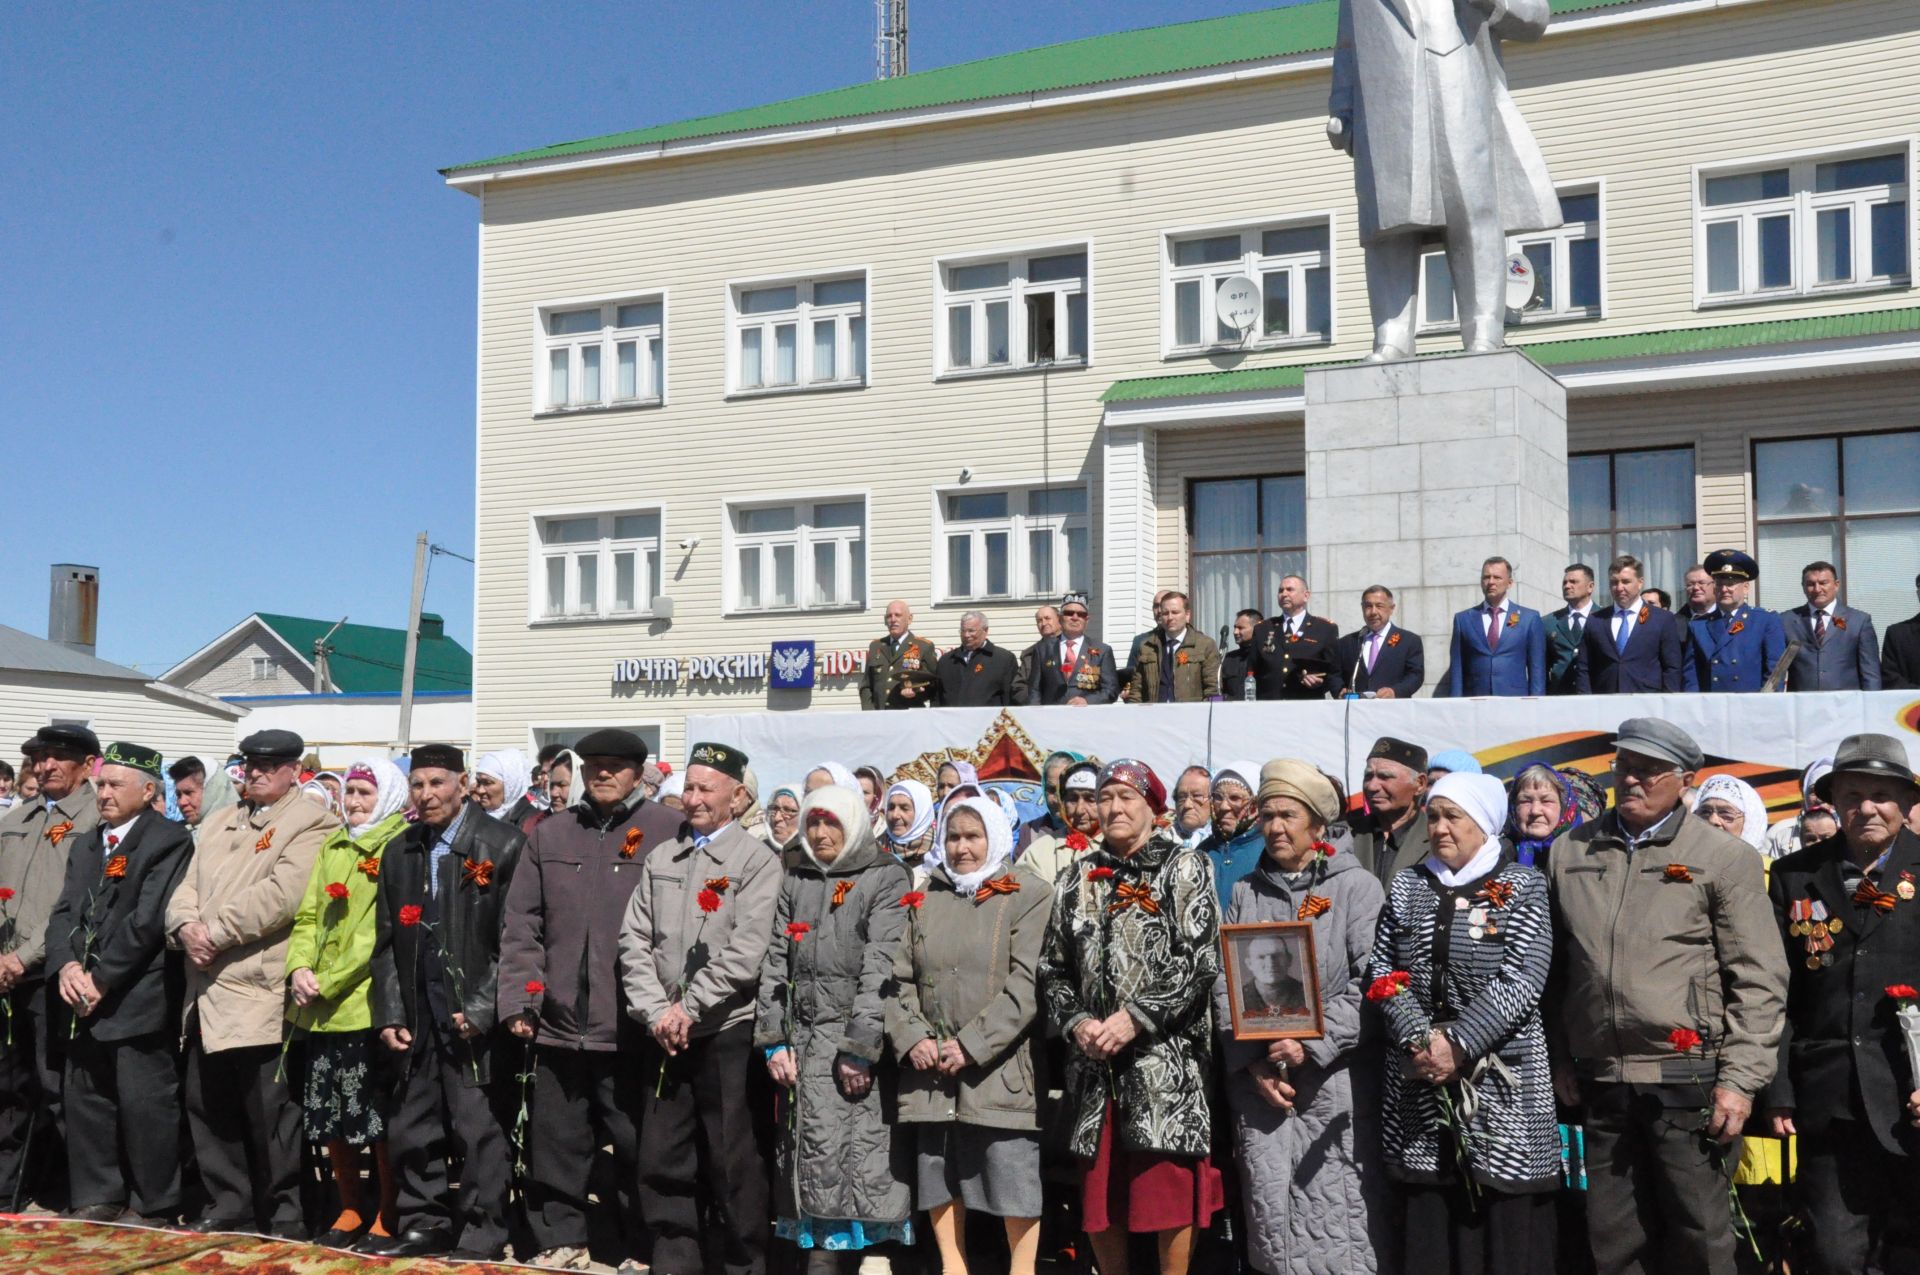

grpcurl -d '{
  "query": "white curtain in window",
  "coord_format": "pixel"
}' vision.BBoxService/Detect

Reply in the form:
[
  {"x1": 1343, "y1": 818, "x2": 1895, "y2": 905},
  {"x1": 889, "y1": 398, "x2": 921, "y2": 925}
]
[
  {"x1": 774, "y1": 325, "x2": 797, "y2": 385},
  {"x1": 1844, "y1": 516, "x2": 1920, "y2": 626},
  {"x1": 1615, "y1": 529, "x2": 1696, "y2": 599},
  {"x1": 1193, "y1": 553, "x2": 1254, "y2": 650},
  {"x1": 1192, "y1": 480, "x2": 1257, "y2": 551},
  {"x1": 1614, "y1": 450, "x2": 1694, "y2": 531},
  {"x1": 1756, "y1": 523, "x2": 1836, "y2": 611}
]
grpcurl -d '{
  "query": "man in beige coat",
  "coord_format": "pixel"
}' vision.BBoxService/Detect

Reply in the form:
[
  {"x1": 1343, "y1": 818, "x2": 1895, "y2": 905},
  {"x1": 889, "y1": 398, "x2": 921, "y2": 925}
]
[
  {"x1": 0, "y1": 723, "x2": 101, "y2": 1207},
  {"x1": 166, "y1": 729, "x2": 334, "y2": 1238}
]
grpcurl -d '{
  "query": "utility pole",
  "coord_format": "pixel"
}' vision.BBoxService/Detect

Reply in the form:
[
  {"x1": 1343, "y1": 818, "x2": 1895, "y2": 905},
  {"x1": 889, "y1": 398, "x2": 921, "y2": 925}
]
[
  {"x1": 313, "y1": 616, "x2": 348, "y2": 693},
  {"x1": 876, "y1": 0, "x2": 907, "y2": 79},
  {"x1": 396, "y1": 532, "x2": 428, "y2": 750}
]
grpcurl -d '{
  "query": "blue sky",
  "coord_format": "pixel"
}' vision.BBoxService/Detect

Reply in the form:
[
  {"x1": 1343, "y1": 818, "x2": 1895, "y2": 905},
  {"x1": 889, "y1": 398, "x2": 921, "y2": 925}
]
[{"x1": 0, "y1": 0, "x2": 1285, "y2": 674}]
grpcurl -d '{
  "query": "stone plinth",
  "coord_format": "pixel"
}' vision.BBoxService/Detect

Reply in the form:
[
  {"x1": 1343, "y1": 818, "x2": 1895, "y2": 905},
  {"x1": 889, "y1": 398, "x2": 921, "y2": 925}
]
[{"x1": 1304, "y1": 350, "x2": 1568, "y2": 693}]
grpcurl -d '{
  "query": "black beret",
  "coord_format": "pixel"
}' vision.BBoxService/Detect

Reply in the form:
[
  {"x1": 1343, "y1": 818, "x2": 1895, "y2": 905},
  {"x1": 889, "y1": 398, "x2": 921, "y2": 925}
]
[
  {"x1": 238, "y1": 729, "x2": 304, "y2": 762},
  {"x1": 409, "y1": 743, "x2": 465, "y2": 773},
  {"x1": 687, "y1": 741, "x2": 748, "y2": 781},
  {"x1": 574, "y1": 728, "x2": 651, "y2": 766},
  {"x1": 31, "y1": 723, "x2": 101, "y2": 757},
  {"x1": 102, "y1": 741, "x2": 164, "y2": 778},
  {"x1": 1703, "y1": 549, "x2": 1759, "y2": 582},
  {"x1": 1367, "y1": 736, "x2": 1429, "y2": 775}
]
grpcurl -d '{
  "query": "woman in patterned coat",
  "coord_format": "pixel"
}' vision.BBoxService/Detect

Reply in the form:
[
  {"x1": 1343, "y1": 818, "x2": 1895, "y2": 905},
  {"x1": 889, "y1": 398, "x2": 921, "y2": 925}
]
[
  {"x1": 1039, "y1": 759, "x2": 1221, "y2": 1275},
  {"x1": 1368, "y1": 771, "x2": 1558, "y2": 1275}
]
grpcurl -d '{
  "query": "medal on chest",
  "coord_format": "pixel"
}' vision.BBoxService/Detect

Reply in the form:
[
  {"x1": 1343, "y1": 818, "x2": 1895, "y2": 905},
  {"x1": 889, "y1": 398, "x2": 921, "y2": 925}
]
[{"x1": 1792, "y1": 899, "x2": 1836, "y2": 968}]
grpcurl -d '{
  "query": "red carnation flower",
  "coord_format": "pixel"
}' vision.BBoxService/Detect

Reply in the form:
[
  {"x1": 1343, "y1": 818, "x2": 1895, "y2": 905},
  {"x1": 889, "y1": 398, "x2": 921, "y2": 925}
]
[
  {"x1": 1065, "y1": 831, "x2": 1090, "y2": 853},
  {"x1": 1668, "y1": 1027, "x2": 1702, "y2": 1055},
  {"x1": 899, "y1": 891, "x2": 926, "y2": 910},
  {"x1": 398, "y1": 904, "x2": 423, "y2": 927},
  {"x1": 786, "y1": 922, "x2": 812, "y2": 941},
  {"x1": 324, "y1": 882, "x2": 350, "y2": 902},
  {"x1": 1311, "y1": 841, "x2": 1336, "y2": 859},
  {"x1": 1365, "y1": 971, "x2": 1412, "y2": 1003},
  {"x1": 1887, "y1": 984, "x2": 1919, "y2": 1002},
  {"x1": 1087, "y1": 866, "x2": 1116, "y2": 882},
  {"x1": 0, "y1": 887, "x2": 15, "y2": 902},
  {"x1": 525, "y1": 980, "x2": 546, "y2": 997},
  {"x1": 697, "y1": 888, "x2": 723, "y2": 914}
]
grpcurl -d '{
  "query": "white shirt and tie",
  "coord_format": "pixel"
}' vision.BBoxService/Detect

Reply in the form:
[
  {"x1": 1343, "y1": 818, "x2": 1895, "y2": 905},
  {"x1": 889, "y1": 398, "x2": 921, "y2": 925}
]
[
  {"x1": 1483, "y1": 600, "x2": 1509, "y2": 647},
  {"x1": 1809, "y1": 603, "x2": 1836, "y2": 642},
  {"x1": 1363, "y1": 626, "x2": 1390, "y2": 674},
  {"x1": 1567, "y1": 603, "x2": 1592, "y2": 640},
  {"x1": 1612, "y1": 595, "x2": 1643, "y2": 652}
]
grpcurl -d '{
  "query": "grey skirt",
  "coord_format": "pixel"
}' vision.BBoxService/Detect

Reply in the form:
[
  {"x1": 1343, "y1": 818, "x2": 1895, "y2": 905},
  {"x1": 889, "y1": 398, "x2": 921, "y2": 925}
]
[{"x1": 915, "y1": 1123, "x2": 1042, "y2": 1219}]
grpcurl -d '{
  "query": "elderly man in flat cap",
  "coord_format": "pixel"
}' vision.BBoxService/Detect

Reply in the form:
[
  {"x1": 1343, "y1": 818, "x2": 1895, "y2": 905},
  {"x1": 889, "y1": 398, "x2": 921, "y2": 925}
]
[
  {"x1": 1683, "y1": 549, "x2": 1789, "y2": 693},
  {"x1": 1764, "y1": 734, "x2": 1920, "y2": 1273},
  {"x1": 499, "y1": 728, "x2": 682, "y2": 1271},
  {"x1": 166, "y1": 727, "x2": 335, "y2": 1238},
  {"x1": 0, "y1": 723, "x2": 101, "y2": 1206},
  {"x1": 43, "y1": 742, "x2": 192, "y2": 1224},
  {"x1": 1545, "y1": 718, "x2": 1787, "y2": 1275},
  {"x1": 620, "y1": 742, "x2": 781, "y2": 1275},
  {"x1": 1348, "y1": 736, "x2": 1430, "y2": 886},
  {"x1": 363, "y1": 744, "x2": 524, "y2": 1260}
]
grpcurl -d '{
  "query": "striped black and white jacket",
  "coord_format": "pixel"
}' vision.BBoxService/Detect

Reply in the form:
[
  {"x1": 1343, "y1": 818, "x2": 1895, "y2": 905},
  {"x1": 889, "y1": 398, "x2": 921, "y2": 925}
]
[{"x1": 1367, "y1": 851, "x2": 1560, "y2": 1191}]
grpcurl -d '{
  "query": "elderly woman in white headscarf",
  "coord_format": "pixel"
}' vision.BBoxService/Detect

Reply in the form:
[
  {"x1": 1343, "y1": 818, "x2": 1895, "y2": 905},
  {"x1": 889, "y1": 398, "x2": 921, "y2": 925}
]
[
  {"x1": 805, "y1": 762, "x2": 864, "y2": 798},
  {"x1": 473, "y1": 749, "x2": 537, "y2": 828},
  {"x1": 889, "y1": 795, "x2": 1053, "y2": 1275},
  {"x1": 880, "y1": 779, "x2": 937, "y2": 866},
  {"x1": 1367, "y1": 771, "x2": 1558, "y2": 1275},
  {"x1": 754, "y1": 784, "x2": 915, "y2": 1272},
  {"x1": 1692, "y1": 774, "x2": 1770, "y2": 851},
  {"x1": 286, "y1": 755, "x2": 412, "y2": 1248}
]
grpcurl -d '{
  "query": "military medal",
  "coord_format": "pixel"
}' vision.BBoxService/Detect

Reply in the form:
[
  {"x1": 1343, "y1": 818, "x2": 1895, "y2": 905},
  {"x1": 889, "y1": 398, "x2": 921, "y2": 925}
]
[
  {"x1": 1469, "y1": 925, "x2": 1485, "y2": 939},
  {"x1": 1901, "y1": 871, "x2": 1917, "y2": 902},
  {"x1": 1789, "y1": 899, "x2": 1810, "y2": 937},
  {"x1": 1455, "y1": 897, "x2": 1470, "y2": 910}
]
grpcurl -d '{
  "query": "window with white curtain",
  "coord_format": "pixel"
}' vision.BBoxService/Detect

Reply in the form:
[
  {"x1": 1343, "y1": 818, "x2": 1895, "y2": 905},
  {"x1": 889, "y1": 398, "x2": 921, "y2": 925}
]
[
  {"x1": 728, "y1": 498, "x2": 866, "y2": 612},
  {"x1": 539, "y1": 298, "x2": 665, "y2": 411},
  {"x1": 1697, "y1": 149, "x2": 1910, "y2": 303},
  {"x1": 1568, "y1": 449, "x2": 1697, "y2": 597},
  {"x1": 937, "y1": 249, "x2": 1088, "y2": 374},
  {"x1": 1187, "y1": 475, "x2": 1306, "y2": 647},
  {"x1": 1753, "y1": 430, "x2": 1920, "y2": 621},
  {"x1": 533, "y1": 510, "x2": 663, "y2": 620},
  {"x1": 1166, "y1": 222, "x2": 1331, "y2": 353},
  {"x1": 936, "y1": 485, "x2": 1090, "y2": 602},
  {"x1": 730, "y1": 276, "x2": 867, "y2": 393},
  {"x1": 1419, "y1": 191, "x2": 1603, "y2": 329}
]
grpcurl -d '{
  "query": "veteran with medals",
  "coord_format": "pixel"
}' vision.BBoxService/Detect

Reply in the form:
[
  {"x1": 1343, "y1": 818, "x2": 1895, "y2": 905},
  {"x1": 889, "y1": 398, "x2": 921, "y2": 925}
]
[
  {"x1": 862, "y1": 600, "x2": 940, "y2": 710},
  {"x1": 1027, "y1": 592, "x2": 1119, "y2": 706}
]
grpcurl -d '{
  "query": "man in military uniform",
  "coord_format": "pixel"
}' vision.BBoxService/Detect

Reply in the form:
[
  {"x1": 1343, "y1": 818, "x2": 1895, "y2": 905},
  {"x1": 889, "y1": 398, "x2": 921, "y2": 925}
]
[
  {"x1": 860, "y1": 599, "x2": 939, "y2": 710},
  {"x1": 1683, "y1": 549, "x2": 1789, "y2": 693},
  {"x1": 1026, "y1": 592, "x2": 1119, "y2": 705},
  {"x1": 0, "y1": 724, "x2": 102, "y2": 1206},
  {"x1": 1247, "y1": 575, "x2": 1344, "y2": 700}
]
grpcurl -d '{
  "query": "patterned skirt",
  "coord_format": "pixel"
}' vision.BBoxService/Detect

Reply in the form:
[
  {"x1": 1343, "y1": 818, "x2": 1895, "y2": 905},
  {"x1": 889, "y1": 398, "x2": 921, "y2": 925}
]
[{"x1": 302, "y1": 1030, "x2": 390, "y2": 1145}]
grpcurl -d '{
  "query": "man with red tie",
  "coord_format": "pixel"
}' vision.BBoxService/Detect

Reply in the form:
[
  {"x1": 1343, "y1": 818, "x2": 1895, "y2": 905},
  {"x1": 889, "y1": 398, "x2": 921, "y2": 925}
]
[
  {"x1": 1448, "y1": 557, "x2": 1548, "y2": 697},
  {"x1": 1026, "y1": 592, "x2": 1119, "y2": 705}
]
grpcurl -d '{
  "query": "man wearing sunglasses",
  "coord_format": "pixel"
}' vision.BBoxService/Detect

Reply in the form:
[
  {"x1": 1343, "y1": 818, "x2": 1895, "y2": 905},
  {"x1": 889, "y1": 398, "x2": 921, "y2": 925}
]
[{"x1": 1026, "y1": 592, "x2": 1118, "y2": 706}]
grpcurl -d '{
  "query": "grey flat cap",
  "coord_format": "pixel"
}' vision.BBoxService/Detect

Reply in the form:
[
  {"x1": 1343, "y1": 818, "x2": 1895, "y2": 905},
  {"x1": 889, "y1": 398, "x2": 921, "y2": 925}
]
[
  {"x1": 1613, "y1": 718, "x2": 1704, "y2": 772},
  {"x1": 1813, "y1": 733, "x2": 1918, "y2": 802}
]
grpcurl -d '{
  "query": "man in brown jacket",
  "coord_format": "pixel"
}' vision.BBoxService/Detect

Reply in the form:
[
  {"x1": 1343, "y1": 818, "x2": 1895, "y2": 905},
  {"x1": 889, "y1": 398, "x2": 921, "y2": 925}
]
[
  {"x1": 1546, "y1": 717, "x2": 1788, "y2": 1275},
  {"x1": 1124, "y1": 591, "x2": 1222, "y2": 703},
  {"x1": 0, "y1": 723, "x2": 101, "y2": 1207},
  {"x1": 499, "y1": 728, "x2": 682, "y2": 1270},
  {"x1": 166, "y1": 728, "x2": 334, "y2": 1238}
]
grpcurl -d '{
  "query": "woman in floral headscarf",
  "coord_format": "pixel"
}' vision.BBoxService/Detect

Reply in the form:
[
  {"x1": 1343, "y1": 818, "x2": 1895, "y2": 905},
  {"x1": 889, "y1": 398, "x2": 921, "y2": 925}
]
[
  {"x1": 1692, "y1": 774, "x2": 1769, "y2": 850},
  {"x1": 1503, "y1": 764, "x2": 1607, "y2": 868}
]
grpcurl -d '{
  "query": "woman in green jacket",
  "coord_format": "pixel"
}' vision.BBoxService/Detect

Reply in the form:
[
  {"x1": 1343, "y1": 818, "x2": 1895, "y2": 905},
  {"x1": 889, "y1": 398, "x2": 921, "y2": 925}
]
[{"x1": 286, "y1": 755, "x2": 410, "y2": 1249}]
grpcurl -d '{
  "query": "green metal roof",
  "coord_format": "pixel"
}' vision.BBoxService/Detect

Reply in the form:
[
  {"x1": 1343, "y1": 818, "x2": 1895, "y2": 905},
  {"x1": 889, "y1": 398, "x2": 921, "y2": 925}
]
[
  {"x1": 254, "y1": 613, "x2": 472, "y2": 695},
  {"x1": 446, "y1": 0, "x2": 1644, "y2": 175},
  {"x1": 1100, "y1": 307, "x2": 1920, "y2": 404}
]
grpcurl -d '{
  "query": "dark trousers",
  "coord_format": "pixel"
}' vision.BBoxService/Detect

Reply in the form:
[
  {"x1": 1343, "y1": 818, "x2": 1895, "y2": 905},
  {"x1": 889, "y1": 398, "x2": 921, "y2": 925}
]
[
  {"x1": 0, "y1": 982, "x2": 63, "y2": 1206},
  {"x1": 388, "y1": 1020, "x2": 511, "y2": 1256},
  {"x1": 66, "y1": 1029, "x2": 180, "y2": 1215},
  {"x1": 1400, "y1": 1181, "x2": 1557, "y2": 1275},
  {"x1": 183, "y1": 1032, "x2": 301, "y2": 1229},
  {"x1": 526, "y1": 1044, "x2": 644, "y2": 1256},
  {"x1": 1797, "y1": 1118, "x2": 1920, "y2": 1274},
  {"x1": 1581, "y1": 1082, "x2": 1739, "y2": 1275},
  {"x1": 639, "y1": 1021, "x2": 770, "y2": 1275}
]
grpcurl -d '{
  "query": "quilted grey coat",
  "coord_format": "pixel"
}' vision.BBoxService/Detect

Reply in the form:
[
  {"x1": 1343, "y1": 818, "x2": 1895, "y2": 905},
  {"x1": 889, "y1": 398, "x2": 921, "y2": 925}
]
[
  {"x1": 753, "y1": 833, "x2": 913, "y2": 1226},
  {"x1": 1212, "y1": 848, "x2": 1388, "y2": 1275}
]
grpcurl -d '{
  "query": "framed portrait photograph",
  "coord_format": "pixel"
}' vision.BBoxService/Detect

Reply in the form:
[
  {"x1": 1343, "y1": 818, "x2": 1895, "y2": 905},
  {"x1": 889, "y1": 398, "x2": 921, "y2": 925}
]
[{"x1": 1219, "y1": 921, "x2": 1324, "y2": 1041}]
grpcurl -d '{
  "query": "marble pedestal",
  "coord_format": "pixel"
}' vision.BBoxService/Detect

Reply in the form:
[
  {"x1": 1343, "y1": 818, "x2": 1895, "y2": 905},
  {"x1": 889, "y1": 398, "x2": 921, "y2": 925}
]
[{"x1": 1304, "y1": 350, "x2": 1569, "y2": 694}]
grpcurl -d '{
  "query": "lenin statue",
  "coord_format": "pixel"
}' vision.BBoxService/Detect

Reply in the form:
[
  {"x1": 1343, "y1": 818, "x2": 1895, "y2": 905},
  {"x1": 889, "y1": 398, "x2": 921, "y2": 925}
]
[{"x1": 1329, "y1": 0, "x2": 1563, "y2": 360}]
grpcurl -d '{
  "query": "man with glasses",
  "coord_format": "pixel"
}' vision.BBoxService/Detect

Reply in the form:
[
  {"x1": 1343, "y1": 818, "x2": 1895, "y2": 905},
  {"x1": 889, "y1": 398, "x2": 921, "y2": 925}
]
[
  {"x1": 1027, "y1": 592, "x2": 1118, "y2": 705},
  {"x1": 1545, "y1": 718, "x2": 1786, "y2": 1275},
  {"x1": 1683, "y1": 549, "x2": 1789, "y2": 693},
  {"x1": 1171, "y1": 766, "x2": 1213, "y2": 849}
]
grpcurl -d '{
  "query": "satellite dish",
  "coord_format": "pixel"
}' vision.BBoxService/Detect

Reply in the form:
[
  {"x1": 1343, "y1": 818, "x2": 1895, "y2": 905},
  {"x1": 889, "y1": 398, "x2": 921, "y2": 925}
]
[
  {"x1": 1504, "y1": 253, "x2": 1539, "y2": 311},
  {"x1": 1214, "y1": 274, "x2": 1261, "y2": 338}
]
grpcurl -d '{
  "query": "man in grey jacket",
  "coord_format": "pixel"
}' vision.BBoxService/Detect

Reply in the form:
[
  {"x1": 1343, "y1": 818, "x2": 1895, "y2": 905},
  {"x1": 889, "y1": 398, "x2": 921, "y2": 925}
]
[
  {"x1": 1546, "y1": 718, "x2": 1788, "y2": 1275},
  {"x1": 1781, "y1": 560, "x2": 1882, "y2": 691},
  {"x1": 619, "y1": 743, "x2": 780, "y2": 1275}
]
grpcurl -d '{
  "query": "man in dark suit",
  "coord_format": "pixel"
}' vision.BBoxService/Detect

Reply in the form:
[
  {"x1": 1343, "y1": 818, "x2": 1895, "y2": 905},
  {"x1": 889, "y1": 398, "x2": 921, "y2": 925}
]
[
  {"x1": 1121, "y1": 590, "x2": 1174, "y2": 694},
  {"x1": 1336, "y1": 585, "x2": 1425, "y2": 698},
  {"x1": 1219, "y1": 609, "x2": 1262, "y2": 701},
  {"x1": 1017, "y1": 605, "x2": 1061, "y2": 702},
  {"x1": 1547, "y1": 563, "x2": 1597, "y2": 695},
  {"x1": 1575, "y1": 554, "x2": 1684, "y2": 693},
  {"x1": 1448, "y1": 556, "x2": 1548, "y2": 697},
  {"x1": 1781, "y1": 560, "x2": 1882, "y2": 691},
  {"x1": 859, "y1": 600, "x2": 939, "y2": 710},
  {"x1": 934, "y1": 611, "x2": 1020, "y2": 706},
  {"x1": 1884, "y1": 574, "x2": 1920, "y2": 690},
  {"x1": 1247, "y1": 575, "x2": 1344, "y2": 699},
  {"x1": 1763, "y1": 734, "x2": 1920, "y2": 1273},
  {"x1": 1025, "y1": 592, "x2": 1119, "y2": 705},
  {"x1": 43, "y1": 742, "x2": 192, "y2": 1224}
]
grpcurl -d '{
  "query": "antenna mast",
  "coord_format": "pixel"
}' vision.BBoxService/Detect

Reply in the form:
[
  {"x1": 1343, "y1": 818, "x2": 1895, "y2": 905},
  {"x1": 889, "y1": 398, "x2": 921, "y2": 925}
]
[{"x1": 876, "y1": 0, "x2": 907, "y2": 79}]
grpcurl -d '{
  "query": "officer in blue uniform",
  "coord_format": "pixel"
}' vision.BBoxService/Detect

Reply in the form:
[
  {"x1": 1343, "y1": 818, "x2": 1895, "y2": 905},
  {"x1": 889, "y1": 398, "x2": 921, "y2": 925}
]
[{"x1": 1683, "y1": 548, "x2": 1789, "y2": 692}]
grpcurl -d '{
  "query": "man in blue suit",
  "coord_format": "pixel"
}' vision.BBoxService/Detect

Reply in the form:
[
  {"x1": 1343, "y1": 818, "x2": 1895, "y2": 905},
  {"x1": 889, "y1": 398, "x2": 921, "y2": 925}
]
[
  {"x1": 1448, "y1": 556, "x2": 1548, "y2": 697},
  {"x1": 1780, "y1": 560, "x2": 1882, "y2": 691},
  {"x1": 1683, "y1": 549, "x2": 1789, "y2": 692},
  {"x1": 1575, "y1": 554, "x2": 1684, "y2": 693}
]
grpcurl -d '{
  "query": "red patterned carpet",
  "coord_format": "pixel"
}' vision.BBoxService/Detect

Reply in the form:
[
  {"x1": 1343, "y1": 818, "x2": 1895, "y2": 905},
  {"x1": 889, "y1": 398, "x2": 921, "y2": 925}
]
[{"x1": 0, "y1": 1215, "x2": 537, "y2": 1274}]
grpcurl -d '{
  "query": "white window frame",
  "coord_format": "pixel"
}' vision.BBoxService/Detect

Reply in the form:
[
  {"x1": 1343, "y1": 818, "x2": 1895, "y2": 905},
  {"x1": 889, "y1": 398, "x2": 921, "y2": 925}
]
[
  {"x1": 531, "y1": 291, "x2": 667, "y2": 414},
  {"x1": 1691, "y1": 138, "x2": 1914, "y2": 308},
  {"x1": 250, "y1": 657, "x2": 278, "y2": 682},
  {"x1": 726, "y1": 270, "x2": 869, "y2": 396},
  {"x1": 933, "y1": 242, "x2": 1092, "y2": 378},
  {"x1": 1416, "y1": 184, "x2": 1606, "y2": 332},
  {"x1": 1159, "y1": 214, "x2": 1336, "y2": 359},
  {"x1": 722, "y1": 492, "x2": 869, "y2": 616},
  {"x1": 931, "y1": 481, "x2": 1092, "y2": 604},
  {"x1": 527, "y1": 505, "x2": 666, "y2": 624},
  {"x1": 529, "y1": 721, "x2": 665, "y2": 758}
]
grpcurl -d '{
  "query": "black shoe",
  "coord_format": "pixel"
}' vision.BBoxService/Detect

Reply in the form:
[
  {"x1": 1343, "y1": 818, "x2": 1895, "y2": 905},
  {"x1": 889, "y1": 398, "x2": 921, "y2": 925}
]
[
  {"x1": 359, "y1": 1228, "x2": 454, "y2": 1258},
  {"x1": 68, "y1": 1203, "x2": 127, "y2": 1223},
  {"x1": 316, "y1": 1220, "x2": 372, "y2": 1248},
  {"x1": 182, "y1": 1217, "x2": 250, "y2": 1235},
  {"x1": 117, "y1": 1209, "x2": 179, "y2": 1228}
]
